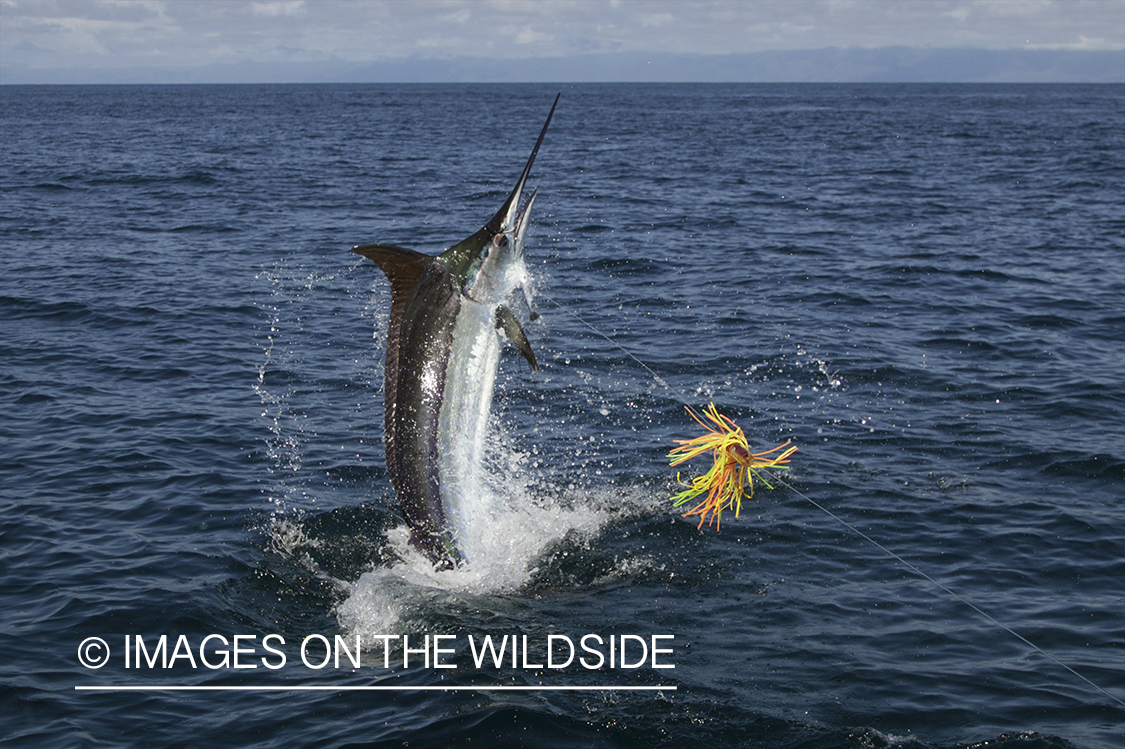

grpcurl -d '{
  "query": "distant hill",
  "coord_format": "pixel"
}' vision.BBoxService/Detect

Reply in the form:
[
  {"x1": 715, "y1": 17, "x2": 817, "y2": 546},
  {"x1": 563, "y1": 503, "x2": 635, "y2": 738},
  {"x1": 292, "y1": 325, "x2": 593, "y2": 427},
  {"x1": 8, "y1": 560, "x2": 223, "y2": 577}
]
[{"x1": 3, "y1": 47, "x2": 1122, "y2": 85}]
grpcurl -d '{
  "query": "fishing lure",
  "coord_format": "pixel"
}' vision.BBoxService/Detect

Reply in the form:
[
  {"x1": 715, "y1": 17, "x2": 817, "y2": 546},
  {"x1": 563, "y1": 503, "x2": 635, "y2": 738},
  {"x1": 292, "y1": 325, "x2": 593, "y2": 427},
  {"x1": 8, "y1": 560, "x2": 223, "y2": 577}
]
[{"x1": 669, "y1": 403, "x2": 797, "y2": 529}]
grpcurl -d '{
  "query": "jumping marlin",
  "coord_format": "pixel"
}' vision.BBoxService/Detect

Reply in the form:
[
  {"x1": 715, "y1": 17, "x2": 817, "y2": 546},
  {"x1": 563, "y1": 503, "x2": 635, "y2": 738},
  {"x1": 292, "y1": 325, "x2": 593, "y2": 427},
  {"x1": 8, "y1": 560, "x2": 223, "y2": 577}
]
[{"x1": 354, "y1": 95, "x2": 558, "y2": 568}]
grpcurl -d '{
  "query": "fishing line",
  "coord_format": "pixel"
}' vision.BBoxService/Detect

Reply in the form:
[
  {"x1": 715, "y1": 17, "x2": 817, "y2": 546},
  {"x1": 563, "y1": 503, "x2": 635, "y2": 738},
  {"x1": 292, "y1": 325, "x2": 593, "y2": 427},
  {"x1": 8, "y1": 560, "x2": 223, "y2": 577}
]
[
  {"x1": 538, "y1": 292, "x2": 1124, "y2": 710},
  {"x1": 770, "y1": 476, "x2": 1124, "y2": 708},
  {"x1": 537, "y1": 292, "x2": 692, "y2": 409}
]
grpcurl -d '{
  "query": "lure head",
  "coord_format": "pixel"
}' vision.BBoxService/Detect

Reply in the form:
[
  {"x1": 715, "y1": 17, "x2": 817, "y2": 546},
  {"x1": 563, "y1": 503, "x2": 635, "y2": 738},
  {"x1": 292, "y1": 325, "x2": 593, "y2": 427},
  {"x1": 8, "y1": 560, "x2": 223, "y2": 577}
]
[{"x1": 726, "y1": 443, "x2": 752, "y2": 466}]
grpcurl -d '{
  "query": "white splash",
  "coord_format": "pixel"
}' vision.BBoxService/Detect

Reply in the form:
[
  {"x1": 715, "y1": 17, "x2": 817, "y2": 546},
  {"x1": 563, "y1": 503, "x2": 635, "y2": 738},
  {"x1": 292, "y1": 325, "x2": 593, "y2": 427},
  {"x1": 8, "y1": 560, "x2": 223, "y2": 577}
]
[{"x1": 336, "y1": 484, "x2": 612, "y2": 640}]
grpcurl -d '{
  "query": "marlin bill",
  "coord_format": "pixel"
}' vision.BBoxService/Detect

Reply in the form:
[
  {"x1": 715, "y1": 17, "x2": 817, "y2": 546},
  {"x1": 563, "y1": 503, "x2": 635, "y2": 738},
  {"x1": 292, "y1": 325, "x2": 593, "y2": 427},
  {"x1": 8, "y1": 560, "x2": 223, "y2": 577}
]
[{"x1": 354, "y1": 95, "x2": 558, "y2": 569}]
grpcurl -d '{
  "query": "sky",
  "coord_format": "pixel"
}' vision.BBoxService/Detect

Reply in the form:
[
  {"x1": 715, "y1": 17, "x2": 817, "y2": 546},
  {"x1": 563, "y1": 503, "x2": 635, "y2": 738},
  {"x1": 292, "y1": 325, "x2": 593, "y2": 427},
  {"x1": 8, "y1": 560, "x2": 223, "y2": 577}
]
[{"x1": 2, "y1": 0, "x2": 1123, "y2": 83}]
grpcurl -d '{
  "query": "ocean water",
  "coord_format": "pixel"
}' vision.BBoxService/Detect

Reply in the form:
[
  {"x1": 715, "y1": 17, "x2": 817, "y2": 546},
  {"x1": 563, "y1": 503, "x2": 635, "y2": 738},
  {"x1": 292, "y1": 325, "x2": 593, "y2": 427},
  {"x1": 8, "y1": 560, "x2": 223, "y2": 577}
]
[{"x1": 1, "y1": 83, "x2": 1122, "y2": 749}]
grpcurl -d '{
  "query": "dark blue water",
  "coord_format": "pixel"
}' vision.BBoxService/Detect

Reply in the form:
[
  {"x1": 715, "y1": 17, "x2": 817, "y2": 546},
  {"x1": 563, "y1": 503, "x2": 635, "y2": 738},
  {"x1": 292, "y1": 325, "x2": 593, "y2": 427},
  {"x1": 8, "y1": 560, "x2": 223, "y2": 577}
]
[{"x1": 2, "y1": 83, "x2": 1122, "y2": 749}]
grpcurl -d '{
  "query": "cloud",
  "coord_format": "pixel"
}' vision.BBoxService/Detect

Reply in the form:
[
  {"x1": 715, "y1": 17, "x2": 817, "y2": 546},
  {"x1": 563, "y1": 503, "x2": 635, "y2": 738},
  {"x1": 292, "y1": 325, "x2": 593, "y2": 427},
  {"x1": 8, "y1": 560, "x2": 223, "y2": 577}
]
[
  {"x1": 251, "y1": 1, "x2": 306, "y2": 17},
  {"x1": 514, "y1": 24, "x2": 554, "y2": 45},
  {"x1": 640, "y1": 12, "x2": 674, "y2": 28},
  {"x1": 1, "y1": 0, "x2": 1121, "y2": 80}
]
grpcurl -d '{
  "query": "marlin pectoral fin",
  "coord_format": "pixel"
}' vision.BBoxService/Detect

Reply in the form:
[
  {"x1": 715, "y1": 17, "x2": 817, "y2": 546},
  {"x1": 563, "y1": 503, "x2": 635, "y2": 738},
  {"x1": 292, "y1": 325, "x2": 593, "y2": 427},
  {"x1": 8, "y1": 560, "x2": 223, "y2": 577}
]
[{"x1": 495, "y1": 305, "x2": 539, "y2": 373}]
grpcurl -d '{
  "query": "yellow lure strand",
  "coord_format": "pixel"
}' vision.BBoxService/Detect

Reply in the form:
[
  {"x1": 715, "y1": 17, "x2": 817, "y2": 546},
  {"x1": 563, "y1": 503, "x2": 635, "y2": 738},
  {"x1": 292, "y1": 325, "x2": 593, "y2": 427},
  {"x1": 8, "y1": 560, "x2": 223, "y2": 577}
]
[{"x1": 668, "y1": 403, "x2": 797, "y2": 529}]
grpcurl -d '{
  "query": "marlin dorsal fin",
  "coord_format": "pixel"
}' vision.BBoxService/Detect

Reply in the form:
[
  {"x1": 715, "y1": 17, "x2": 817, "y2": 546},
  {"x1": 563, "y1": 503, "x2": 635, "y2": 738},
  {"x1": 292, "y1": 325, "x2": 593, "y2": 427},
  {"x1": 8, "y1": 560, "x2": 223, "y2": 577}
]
[{"x1": 353, "y1": 244, "x2": 432, "y2": 305}]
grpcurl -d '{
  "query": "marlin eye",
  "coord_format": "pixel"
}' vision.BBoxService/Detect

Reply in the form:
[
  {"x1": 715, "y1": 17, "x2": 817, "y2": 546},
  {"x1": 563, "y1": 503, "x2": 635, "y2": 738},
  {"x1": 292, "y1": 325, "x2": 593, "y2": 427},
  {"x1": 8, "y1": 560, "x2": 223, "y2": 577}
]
[{"x1": 493, "y1": 232, "x2": 508, "y2": 247}]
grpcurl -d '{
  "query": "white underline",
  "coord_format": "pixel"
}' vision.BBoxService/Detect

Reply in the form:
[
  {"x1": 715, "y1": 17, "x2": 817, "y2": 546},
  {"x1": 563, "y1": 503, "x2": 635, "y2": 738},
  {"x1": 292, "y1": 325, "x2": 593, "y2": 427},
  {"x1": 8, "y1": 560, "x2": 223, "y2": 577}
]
[{"x1": 76, "y1": 685, "x2": 676, "y2": 692}]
